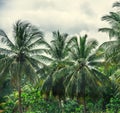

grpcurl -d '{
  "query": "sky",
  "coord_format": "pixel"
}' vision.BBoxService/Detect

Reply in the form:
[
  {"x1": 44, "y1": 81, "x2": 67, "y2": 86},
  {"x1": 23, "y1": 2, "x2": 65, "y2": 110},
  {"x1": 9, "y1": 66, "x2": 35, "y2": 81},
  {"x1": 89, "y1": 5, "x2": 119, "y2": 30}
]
[{"x1": 0, "y1": 0, "x2": 116, "y2": 44}]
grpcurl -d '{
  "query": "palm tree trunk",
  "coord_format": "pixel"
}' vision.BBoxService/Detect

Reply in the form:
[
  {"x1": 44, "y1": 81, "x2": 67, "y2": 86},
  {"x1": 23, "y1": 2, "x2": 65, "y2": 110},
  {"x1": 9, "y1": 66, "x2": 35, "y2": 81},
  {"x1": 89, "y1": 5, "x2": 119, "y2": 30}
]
[
  {"x1": 18, "y1": 84, "x2": 22, "y2": 113},
  {"x1": 82, "y1": 72, "x2": 87, "y2": 113},
  {"x1": 58, "y1": 99, "x2": 64, "y2": 113},
  {"x1": 18, "y1": 75, "x2": 22, "y2": 113},
  {"x1": 17, "y1": 62, "x2": 23, "y2": 113},
  {"x1": 83, "y1": 86, "x2": 86, "y2": 113}
]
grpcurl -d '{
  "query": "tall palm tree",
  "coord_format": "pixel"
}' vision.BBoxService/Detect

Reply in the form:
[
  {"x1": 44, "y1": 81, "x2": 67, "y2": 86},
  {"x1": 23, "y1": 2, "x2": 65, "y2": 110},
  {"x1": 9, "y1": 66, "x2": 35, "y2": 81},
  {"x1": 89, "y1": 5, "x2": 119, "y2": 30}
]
[
  {"x1": 98, "y1": 4, "x2": 120, "y2": 108},
  {"x1": 41, "y1": 31, "x2": 70, "y2": 107},
  {"x1": 99, "y1": 12, "x2": 120, "y2": 64},
  {"x1": 0, "y1": 20, "x2": 47, "y2": 113},
  {"x1": 65, "y1": 35, "x2": 106, "y2": 113}
]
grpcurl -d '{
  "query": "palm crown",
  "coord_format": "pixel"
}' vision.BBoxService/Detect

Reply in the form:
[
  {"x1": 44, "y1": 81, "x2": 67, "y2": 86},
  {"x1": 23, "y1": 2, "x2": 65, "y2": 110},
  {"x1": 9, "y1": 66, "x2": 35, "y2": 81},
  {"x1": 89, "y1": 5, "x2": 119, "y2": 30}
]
[
  {"x1": 64, "y1": 35, "x2": 106, "y2": 113},
  {"x1": 0, "y1": 20, "x2": 46, "y2": 113}
]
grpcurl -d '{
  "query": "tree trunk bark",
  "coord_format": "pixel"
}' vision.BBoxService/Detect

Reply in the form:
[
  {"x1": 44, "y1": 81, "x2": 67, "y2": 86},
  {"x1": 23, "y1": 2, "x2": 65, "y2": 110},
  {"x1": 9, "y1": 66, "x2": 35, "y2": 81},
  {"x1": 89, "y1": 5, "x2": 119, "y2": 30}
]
[
  {"x1": 17, "y1": 62, "x2": 23, "y2": 113},
  {"x1": 83, "y1": 88, "x2": 87, "y2": 113},
  {"x1": 18, "y1": 84, "x2": 22, "y2": 113},
  {"x1": 82, "y1": 71, "x2": 87, "y2": 113},
  {"x1": 18, "y1": 75, "x2": 22, "y2": 113}
]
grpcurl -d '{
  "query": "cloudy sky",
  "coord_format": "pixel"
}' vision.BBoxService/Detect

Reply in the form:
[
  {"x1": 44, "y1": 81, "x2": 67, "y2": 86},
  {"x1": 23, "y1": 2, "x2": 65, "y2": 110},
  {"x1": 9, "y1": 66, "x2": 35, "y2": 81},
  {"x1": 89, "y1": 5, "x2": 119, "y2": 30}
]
[{"x1": 0, "y1": 0, "x2": 116, "y2": 44}]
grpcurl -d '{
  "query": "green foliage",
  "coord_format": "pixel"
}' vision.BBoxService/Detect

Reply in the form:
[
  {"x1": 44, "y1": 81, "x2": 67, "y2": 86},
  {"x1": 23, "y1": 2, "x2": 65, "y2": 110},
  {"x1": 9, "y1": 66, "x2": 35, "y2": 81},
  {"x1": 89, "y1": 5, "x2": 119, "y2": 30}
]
[
  {"x1": 1, "y1": 91, "x2": 19, "y2": 113},
  {"x1": 2, "y1": 86, "x2": 60, "y2": 113},
  {"x1": 63, "y1": 99, "x2": 84, "y2": 113},
  {"x1": 87, "y1": 99, "x2": 104, "y2": 113},
  {"x1": 0, "y1": 79, "x2": 13, "y2": 103},
  {"x1": 106, "y1": 97, "x2": 120, "y2": 113},
  {"x1": 21, "y1": 89, "x2": 60, "y2": 113}
]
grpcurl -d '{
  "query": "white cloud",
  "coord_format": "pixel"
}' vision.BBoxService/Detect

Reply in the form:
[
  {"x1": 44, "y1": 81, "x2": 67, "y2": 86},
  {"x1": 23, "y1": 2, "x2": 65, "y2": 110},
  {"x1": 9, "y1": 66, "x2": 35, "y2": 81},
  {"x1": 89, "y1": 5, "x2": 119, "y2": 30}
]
[{"x1": 0, "y1": 0, "x2": 116, "y2": 44}]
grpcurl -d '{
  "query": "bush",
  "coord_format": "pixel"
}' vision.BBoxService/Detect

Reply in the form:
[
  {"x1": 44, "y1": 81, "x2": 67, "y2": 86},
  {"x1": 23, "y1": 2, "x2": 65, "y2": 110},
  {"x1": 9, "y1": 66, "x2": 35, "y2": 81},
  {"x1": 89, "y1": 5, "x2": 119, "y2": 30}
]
[
  {"x1": 106, "y1": 97, "x2": 120, "y2": 113},
  {"x1": 2, "y1": 87, "x2": 60, "y2": 113}
]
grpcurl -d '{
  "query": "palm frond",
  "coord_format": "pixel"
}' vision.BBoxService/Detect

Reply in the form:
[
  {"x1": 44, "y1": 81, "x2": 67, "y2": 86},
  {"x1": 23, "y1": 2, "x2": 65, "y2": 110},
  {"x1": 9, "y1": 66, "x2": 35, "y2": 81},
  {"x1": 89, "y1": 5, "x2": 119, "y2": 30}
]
[
  {"x1": 66, "y1": 36, "x2": 77, "y2": 48},
  {"x1": 31, "y1": 55, "x2": 53, "y2": 64},
  {"x1": 113, "y1": 1, "x2": 120, "y2": 7},
  {"x1": 27, "y1": 38, "x2": 43, "y2": 49},
  {"x1": 79, "y1": 35, "x2": 87, "y2": 58},
  {"x1": 41, "y1": 75, "x2": 52, "y2": 94},
  {"x1": 13, "y1": 20, "x2": 44, "y2": 48},
  {"x1": 28, "y1": 48, "x2": 48, "y2": 55},
  {"x1": 84, "y1": 66, "x2": 100, "y2": 89},
  {"x1": 99, "y1": 40, "x2": 118, "y2": 49},
  {"x1": 0, "y1": 48, "x2": 15, "y2": 55},
  {"x1": 99, "y1": 28, "x2": 118, "y2": 39},
  {"x1": 46, "y1": 31, "x2": 69, "y2": 60},
  {"x1": 88, "y1": 48, "x2": 104, "y2": 62},
  {"x1": 102, "y1": 12, "x2": 120, "y2": 24},
  {"x1": 22, "y1": 61, "x2": 38, "y2": 83},
  {"x1": 0, "y1": 57, "x2": 14, "y2": 77},
  {"x1": 0, "y1": 29, "x2": 15, "y2": 48},
  {"x1": 88, "y1": 61, "x2": 104, "y2": 67},
  {"x1": 85, "y1": 39, "x2": 98, "y2": 57}
]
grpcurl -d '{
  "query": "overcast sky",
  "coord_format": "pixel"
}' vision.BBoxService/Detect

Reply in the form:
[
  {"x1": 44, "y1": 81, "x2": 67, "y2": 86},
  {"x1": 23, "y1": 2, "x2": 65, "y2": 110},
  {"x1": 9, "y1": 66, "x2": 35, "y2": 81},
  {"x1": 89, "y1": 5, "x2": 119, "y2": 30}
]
[{"x1": 0, "y1": 0, "x2": 116, "y2": 44}]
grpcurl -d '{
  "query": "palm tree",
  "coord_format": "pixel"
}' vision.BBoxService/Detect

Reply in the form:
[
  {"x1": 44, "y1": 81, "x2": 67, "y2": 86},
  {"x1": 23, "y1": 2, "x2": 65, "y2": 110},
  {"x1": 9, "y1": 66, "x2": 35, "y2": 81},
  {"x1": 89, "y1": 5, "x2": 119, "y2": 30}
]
[
  {"x1": 65, "y1": 35, "x2": 106, "y2": 113},
  {"x1": 99, "y1": 12, "x2": 120, "y2": 64},
  {"x1": 99, "y1": 3, "x2": 120, "y2": 104},
  {"x1": 45, "y1": 31, "x2": 69, "y2": 61},
  {"x1": 41, "y1": 31, "x2": 70, "y2": 111},
  {"x1": 0, "y1": 20, "x2": 47, "y2": 113}
]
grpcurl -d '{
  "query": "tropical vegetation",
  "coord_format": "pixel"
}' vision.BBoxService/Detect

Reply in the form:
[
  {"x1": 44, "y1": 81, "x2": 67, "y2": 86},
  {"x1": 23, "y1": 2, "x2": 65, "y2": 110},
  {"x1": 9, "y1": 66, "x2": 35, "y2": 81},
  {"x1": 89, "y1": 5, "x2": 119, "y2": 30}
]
[{"x1": 0, "y1": 1, "x2": 120, "y2": 113}]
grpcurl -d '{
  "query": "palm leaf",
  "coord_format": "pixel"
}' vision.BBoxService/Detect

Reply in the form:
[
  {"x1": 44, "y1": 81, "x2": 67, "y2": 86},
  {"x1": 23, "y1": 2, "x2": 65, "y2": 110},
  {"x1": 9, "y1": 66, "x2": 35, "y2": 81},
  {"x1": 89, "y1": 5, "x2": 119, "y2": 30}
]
[
  {"x1": 31, "y1": 55, "x2": 53, "y2": 64},
  {"x1": 113, "y1": 1, "x2": 120, "y2": 7},
  {"x1": 0, "y1": 29, "x2": 15, "y2": 48},
  {"x1": 0, "y1": 48, "x2": 15, "y2": 55}
]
